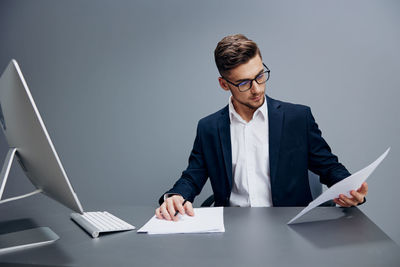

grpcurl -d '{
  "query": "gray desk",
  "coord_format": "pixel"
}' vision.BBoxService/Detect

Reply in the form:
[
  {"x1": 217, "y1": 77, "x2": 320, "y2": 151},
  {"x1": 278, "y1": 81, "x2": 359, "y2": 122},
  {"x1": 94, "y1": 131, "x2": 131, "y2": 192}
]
[{"x1": 0, "y1": 202, "x2": 399, "y2": 267}]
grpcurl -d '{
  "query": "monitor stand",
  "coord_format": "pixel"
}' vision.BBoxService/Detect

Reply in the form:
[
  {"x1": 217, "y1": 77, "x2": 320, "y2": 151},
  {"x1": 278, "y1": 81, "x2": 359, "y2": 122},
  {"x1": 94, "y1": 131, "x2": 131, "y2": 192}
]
[{"x1": 0, "y1": 148, "x2": 59, "y2": 253}]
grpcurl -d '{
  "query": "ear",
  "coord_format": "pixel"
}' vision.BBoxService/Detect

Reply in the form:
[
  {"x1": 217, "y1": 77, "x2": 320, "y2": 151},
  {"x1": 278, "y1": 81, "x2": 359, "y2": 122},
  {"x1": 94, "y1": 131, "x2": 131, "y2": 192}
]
[{"x1": 218, "y1": 77, "x2": 230, "y2": 92}]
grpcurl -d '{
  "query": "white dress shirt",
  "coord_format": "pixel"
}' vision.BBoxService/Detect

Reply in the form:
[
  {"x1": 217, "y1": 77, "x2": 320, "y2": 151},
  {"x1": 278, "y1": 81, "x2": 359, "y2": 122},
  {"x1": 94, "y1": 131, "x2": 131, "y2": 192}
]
[{"x1": 229, "y1": 96, "x2": 273, "y2": 207}]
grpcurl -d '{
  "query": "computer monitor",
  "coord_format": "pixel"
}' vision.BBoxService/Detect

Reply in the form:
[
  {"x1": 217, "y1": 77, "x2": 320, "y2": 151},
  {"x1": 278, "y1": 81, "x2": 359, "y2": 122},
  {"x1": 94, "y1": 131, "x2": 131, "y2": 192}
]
[{"x1": 0, "y1": 59, "x2": 84, "y2": 252}]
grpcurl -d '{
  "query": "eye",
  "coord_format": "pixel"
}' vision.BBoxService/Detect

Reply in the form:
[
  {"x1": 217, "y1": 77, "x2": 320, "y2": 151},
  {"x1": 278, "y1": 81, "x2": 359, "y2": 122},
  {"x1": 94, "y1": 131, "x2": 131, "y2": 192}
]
[{"x1": 238, "y1": 80, "x2": 251, "y2": 87}]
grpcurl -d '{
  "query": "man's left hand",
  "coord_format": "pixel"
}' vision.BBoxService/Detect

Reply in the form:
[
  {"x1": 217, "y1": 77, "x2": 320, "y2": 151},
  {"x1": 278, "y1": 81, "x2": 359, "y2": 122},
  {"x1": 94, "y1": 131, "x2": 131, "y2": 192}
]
[{"x1": 333, "y1": 182, "x2": 368, "y2": 207}]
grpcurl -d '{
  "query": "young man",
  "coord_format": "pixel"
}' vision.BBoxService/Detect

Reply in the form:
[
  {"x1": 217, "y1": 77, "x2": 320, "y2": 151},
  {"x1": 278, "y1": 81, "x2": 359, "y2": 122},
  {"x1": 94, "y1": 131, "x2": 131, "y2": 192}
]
[{"x1": 156, "y1": 34, "x2": 367, "y2": 221}]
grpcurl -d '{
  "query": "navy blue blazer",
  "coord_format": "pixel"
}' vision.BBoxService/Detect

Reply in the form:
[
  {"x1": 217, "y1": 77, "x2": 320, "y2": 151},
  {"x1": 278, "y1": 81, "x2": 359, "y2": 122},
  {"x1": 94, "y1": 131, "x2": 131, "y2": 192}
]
[{"x1": 160, "y1": 95, "x2": 350, "y2": 207}]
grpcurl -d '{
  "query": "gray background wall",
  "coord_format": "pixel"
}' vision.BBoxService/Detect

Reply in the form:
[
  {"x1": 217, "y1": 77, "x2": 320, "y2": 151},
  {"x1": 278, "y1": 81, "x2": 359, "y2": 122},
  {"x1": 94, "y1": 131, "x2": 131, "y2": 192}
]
[{"x1": 0, "y1": 0, "x2": 399, "y2": 244}]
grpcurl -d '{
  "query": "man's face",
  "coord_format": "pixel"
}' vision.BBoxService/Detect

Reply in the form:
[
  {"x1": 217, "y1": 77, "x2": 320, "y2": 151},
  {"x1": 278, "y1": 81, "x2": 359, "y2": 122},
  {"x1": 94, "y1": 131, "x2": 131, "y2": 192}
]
[{"x1": 219, "y1": 55, "x2": 266, "y2": 111}]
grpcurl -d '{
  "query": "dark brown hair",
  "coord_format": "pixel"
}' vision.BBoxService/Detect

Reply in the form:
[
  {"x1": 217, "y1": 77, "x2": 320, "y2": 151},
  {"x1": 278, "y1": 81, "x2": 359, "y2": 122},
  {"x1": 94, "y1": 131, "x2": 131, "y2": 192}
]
[{"x1": 214, "y1": 34, "x2": 262, "y2": 76}]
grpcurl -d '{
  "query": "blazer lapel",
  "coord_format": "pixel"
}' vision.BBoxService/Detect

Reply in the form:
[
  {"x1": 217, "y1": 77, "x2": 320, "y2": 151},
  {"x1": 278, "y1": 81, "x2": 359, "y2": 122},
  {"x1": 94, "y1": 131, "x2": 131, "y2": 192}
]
[
  {"x1": 267, "y1": 95, "x2": 284, "y2": 186},
  {"x1": 218, "y1": 106, "x2": 233, "y2": 190}
]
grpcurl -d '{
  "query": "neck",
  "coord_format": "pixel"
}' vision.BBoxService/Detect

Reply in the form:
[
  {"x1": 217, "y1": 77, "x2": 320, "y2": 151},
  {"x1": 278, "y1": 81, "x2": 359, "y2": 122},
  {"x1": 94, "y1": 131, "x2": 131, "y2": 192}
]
[{"x1": 232, "y1": 98, "x2": 260, "y2": 122}]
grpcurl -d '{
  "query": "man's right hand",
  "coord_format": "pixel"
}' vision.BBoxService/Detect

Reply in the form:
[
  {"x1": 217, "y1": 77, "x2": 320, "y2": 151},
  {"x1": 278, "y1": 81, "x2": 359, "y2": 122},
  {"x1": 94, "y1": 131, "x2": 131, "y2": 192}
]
[{"x1": 155, "y1": 195, "x2": 195, "y2": 221}]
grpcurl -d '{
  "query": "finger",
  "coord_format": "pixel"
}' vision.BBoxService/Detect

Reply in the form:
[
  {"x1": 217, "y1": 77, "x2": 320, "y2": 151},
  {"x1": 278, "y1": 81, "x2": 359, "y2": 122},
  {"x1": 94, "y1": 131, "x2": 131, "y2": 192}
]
[
  {"x1": 339, "y1": 194, "x2": 357, "y2": 207},
  {"x1": 155, "y1": 207, "x2": 162, "y2": 219},
  {"x1": 173, "y1": 197, "x2": 185, "y2": 215},
  {"x1": 336, "y1": 197, "x2": 351, "y2": 207},
  {"x1": 333, "y1": 198, "x2": 341, "y2": 206},
  {"x1": 184, "y1": 201, "x2": 195, "y2": 216},
  {"x1": 357, "y1": 182, "x2": 368, "y2": 195},
  {"x1": 350, "y1": 190, "x2": 364, "y2": 203},
  {"x1": 160, "y1": 203, "x2": 172, "y2": 221},
  {"x1": 173, "y1": 195, "x2": 184, "y2": 202},
  {"x1": 166, "y1": 198, "x2": 178, "y2": 221}
]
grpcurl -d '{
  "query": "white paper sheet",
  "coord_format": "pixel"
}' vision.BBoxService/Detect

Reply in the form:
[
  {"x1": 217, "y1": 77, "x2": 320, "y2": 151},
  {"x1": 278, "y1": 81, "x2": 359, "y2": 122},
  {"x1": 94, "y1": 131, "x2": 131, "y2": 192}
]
[
  {"x1": 137, "y1": 207, "x2": 225, "y2": 234},
  {"x1": 287, "y1": 148, "x2": 390, "y2": 224}
]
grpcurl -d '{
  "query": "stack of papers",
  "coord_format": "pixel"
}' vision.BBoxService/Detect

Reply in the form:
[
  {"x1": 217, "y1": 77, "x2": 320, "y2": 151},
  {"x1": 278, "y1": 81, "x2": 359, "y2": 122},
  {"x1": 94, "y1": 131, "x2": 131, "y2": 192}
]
[{"x1": 138, "y1": 207, "x2": 225, "y2": 234}]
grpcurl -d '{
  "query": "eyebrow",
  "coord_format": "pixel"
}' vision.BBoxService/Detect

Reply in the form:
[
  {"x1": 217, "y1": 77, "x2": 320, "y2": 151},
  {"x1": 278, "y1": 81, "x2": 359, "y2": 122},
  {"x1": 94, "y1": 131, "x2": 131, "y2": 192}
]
[{"x1": 234, "y1": 68, "x2": 264, "y2": 83}]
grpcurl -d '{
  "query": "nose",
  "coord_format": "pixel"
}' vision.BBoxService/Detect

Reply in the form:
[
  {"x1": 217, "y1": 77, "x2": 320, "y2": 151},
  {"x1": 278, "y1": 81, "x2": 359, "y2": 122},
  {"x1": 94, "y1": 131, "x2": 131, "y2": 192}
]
[{"x1": 250, "y1": 80, "x2": 263, "y2": 94}]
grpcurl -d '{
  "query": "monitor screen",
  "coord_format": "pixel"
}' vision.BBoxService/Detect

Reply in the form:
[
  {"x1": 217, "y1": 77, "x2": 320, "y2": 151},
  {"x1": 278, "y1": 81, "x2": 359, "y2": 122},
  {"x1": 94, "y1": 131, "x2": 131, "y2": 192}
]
[{"x1": 0, "y1": 59, "x2": 83, "y2": 213}]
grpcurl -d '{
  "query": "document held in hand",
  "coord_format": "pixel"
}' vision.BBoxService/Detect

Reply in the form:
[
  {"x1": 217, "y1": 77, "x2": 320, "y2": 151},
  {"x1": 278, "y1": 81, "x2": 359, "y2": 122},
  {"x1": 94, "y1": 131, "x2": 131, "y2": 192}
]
[
  {"x1": 288, "y1": 148, "x2": 390, "y2": 224},
  {"x1": 138, "y1": 207, "x2": 225, "y2": 234}
]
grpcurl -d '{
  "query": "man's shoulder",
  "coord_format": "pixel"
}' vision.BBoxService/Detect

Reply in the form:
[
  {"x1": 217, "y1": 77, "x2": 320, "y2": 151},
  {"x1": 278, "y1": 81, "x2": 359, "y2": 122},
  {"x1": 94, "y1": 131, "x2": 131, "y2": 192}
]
[
  {"x1": 268, "y1": 95, "x2": 310, "y2": 110},
  {"x1": 198, "y1": 105, "x2": 229, "y2": 127},
  {"x1": 268, "y1": 96, "x2": 310, "y2": 115}
]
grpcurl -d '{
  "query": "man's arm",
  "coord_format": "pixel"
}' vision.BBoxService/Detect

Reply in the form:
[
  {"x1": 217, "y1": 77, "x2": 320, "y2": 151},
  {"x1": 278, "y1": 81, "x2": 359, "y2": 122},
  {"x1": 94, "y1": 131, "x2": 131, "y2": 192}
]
[
  {"x1": 156, "y1": 121, "x2": 209, "y2": 220},
  {"x1": 306, "y1": 107, "x2": 350, "y2": 185},
  {"x1": 306, "y1": 107, "x2": 367, "y2": 206}
]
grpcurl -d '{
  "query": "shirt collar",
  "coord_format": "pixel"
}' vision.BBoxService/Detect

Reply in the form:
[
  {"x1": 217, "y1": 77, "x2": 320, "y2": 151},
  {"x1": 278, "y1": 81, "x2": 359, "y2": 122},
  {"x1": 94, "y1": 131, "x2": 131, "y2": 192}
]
[{"x1": 228, "y1": 95, "x2": 268, "y2": 123}]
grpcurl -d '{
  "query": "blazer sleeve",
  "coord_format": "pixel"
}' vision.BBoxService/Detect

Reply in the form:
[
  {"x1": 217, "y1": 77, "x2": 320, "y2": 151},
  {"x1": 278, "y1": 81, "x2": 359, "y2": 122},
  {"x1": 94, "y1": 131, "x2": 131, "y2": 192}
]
[
  {"x1": 158, "y1": 121, "x2": 209, "y2": 205},
  {"x1": 306, "y1": 107, "x2": 351, "y2": 187}
]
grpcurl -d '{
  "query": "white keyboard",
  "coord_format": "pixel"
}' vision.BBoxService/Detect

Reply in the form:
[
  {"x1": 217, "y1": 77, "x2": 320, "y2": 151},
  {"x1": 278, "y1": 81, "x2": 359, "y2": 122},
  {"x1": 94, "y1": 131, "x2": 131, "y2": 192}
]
[{"x1": 71, "y1": 211, "x2": 135, "y2": 238}]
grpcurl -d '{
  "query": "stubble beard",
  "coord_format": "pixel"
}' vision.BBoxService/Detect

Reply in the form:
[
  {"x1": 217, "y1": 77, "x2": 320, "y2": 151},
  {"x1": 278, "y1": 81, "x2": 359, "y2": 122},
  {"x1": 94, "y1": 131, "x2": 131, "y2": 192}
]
[{"x1": 241, "y1": 94, "x2": 265, "y2": 110}]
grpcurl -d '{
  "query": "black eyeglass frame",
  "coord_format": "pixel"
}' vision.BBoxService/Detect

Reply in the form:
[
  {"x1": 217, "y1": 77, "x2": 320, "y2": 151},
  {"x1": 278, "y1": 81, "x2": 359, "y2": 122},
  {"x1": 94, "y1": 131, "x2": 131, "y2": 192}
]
[{"x1": 222, "y1": 63, "x2": 270, "y2": 92}]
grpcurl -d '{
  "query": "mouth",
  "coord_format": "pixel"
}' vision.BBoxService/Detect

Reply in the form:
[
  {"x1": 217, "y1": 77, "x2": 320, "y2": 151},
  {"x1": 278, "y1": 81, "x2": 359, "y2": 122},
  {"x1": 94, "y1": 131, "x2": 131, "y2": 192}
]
[{"x1": 251, "y1": 95, "x2": 262, "y2": 102}]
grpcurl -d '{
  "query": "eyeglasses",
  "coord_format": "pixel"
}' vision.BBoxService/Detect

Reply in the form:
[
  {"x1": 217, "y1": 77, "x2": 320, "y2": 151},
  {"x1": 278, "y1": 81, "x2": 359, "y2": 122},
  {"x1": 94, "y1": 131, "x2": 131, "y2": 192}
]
[{"x1": 222, "y1": 63, "x2": 270, "y2": 92}]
